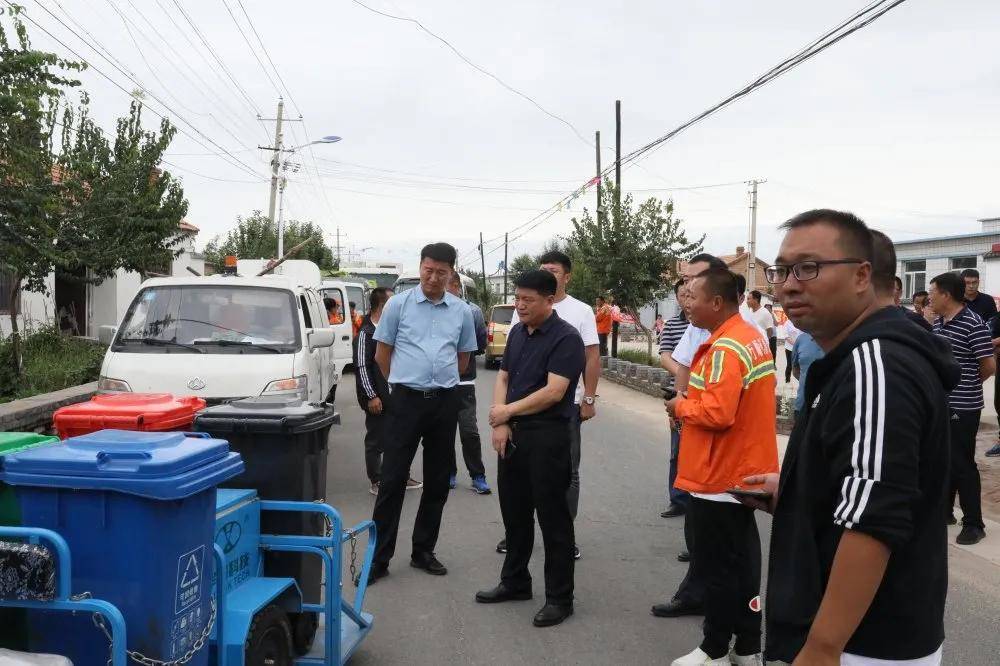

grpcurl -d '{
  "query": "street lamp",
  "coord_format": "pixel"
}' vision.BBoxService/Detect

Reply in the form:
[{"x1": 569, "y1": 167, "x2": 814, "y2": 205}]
[{"x1": 270, "y1": 135, "x2": 342, "y2": 256}]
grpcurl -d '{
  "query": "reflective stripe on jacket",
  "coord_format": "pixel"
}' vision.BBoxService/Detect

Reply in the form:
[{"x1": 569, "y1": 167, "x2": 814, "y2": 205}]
[{"x1": 675, "y1": 313, "x2": 779, "y2": 493}]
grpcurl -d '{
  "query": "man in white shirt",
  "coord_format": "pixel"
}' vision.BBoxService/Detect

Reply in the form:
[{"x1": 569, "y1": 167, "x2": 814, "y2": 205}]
[
  {"x1": 495, "y1": 250, "x2": 600, "y2": 561},
  {"x1": 747, "y1": 290, "x2": 775, "y2": 359}
]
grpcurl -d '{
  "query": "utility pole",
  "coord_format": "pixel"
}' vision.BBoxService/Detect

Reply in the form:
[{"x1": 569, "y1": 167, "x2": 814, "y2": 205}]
[
  {"x1": 614, "y1": 100, "x2": 622, "y2": 214},
  {"x1": 746, "y1": 179, "x2": 766, "y2": 290},
  {"x1": 259, "y1": 98, "x2": 302, "y2": 258},
  {"x1": 479, "y1": 232, "x2": 488, "y2": 298},
  {"x1": 595, "y1": 130, "x2": 602, "y2": 226},
  {"x1": 335, "y1": 226, "x2": 341, "y2": 268},
  {"x1": 503, "y1": 232, "x2": 508, "y2": 302},
  {"x1": 611, "y1": 100, "x2": 622, "y2": 358},
  {"x1": 276, "y1": 175, "x2": 287, "y2": 256}
]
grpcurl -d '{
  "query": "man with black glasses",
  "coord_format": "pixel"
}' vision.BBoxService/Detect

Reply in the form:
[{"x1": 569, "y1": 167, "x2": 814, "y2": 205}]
[{"x1": 739, "y1": 210, "x2": 957, "y2": 665}]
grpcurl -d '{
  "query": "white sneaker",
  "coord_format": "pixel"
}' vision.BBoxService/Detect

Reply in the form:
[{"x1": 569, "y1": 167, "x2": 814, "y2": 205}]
[
  {"x1": 671, "y1": 647, "x2": 729, "y2": 666},
  {"x1": 729, "y1": 651, "x2": 763, "y2": 666}
]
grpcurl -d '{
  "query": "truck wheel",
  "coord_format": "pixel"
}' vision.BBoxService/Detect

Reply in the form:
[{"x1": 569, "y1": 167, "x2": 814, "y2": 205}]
[
  {"x1": 245, "y1": 604, "x2": 293, "y2": 666},
  {"x1": 290, "y1": 611, "x2": 319, "y2": 656}
]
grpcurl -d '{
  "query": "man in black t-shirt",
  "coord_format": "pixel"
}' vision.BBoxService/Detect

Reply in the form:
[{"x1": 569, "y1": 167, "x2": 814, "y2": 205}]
[
  {"x1": 476, "y1": 270, "x2": 585, "y2": 629},
  {"x1": 960, "y1": 268, "x2": 997, "y2": 324}
]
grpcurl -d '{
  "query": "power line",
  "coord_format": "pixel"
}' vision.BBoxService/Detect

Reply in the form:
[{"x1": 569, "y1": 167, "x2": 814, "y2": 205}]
[
  {"x1": 235, "y1": 1, "x2": 340, "y2": 225},
  {"x1": 169, "y1": 0, "x2": 262, "y2": 116},
  {"x1": 220, "y1": 0, "x2": 280, "y2": 95},
  {"x1": 470, "y1": 0, "x2": 913, "y2": 261},
  {"x1": 618, "y1": 0, "x2": 910, "y2": 170},
  {"x1": 14, "y1": 0, "x2": 267, "y2": 179},
  {"x1": 351, "y1": 0, "x2": 592, "y2": 149}
]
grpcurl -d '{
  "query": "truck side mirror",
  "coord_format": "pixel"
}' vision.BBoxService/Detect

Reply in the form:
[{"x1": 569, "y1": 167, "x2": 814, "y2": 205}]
[
  {"x1": 98, "y1": 325, "x2": 117, "y2": 346},
  {"x1": 308, "y1": 328, "x2": 335, "y2": 349}
]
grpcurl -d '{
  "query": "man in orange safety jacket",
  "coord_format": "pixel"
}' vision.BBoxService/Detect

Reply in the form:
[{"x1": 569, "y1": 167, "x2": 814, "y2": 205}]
[{"x1": 665, "y1": 267, "x2": 778, "y2": 666}]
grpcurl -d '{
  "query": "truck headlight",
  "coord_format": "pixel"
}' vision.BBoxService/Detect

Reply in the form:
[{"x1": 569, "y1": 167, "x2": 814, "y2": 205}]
[
  {"x1": 261, "y1": 375, "x2": 308, "y2": 401},
  {"x1": 98, "y1": 376, "x2": 132, "y2": 392}
]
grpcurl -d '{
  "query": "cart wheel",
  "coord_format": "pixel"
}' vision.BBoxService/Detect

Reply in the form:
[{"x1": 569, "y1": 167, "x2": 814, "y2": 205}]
[
  {"x1": 245, "y1": 604, "x2": 293, "y2": 666},
  {"x1": 289, "y1": 611, "x2": 319, "y2": 656}
]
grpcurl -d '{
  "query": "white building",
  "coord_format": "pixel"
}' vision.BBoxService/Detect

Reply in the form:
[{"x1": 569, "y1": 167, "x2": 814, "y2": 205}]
[
  {"x1": 1, "y1": 221, "x2": 205, "y2": 339},
  {"x1": 893, "y1": 217, "x2": 1000, "y2": 301}
]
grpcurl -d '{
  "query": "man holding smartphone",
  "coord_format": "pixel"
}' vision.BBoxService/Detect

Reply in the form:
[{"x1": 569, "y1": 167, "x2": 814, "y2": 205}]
[
  {"x1": 664, "y1": 268, "x2": 778, "y2": 666},
  {"x1": 476, "y1": 270, "x2": 585, "y2": 628}
]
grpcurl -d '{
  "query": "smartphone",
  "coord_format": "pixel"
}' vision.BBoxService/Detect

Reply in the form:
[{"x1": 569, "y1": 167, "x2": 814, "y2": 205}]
[{"x1": 726, "y1": 487, "x2": 773, "y2": 500}]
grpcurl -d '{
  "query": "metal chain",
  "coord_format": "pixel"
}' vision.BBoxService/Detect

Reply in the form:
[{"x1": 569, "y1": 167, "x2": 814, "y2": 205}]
[
  {"x1": 93, "y1": 597, "x2": 216, "y2": 666},
  {"x1": 349, "y1": 533, "x2": 359, "y2": 586}
]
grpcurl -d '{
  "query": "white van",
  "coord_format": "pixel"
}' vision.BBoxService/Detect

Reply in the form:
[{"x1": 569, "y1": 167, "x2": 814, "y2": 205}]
[
  {"x1": 97, "y1": 273, "x2": 339, "y2": 404},
  {"x1": 393, "y1": 272, "x2": 478, "y2": 302},
  {"x1": 318, "y1": 279, "x2": 360, "y2": 373}
]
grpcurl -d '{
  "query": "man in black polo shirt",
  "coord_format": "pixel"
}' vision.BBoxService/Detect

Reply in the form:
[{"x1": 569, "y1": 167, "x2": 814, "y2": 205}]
[
  {"x1": 960, "y1": 268, "x2": 998, "y2": 324},
  {"x1": 929, "y1": 271, "x2": 996, "y2": 545},
  {"x1": 475, "y1": 270, "x2": 585, "y2": 628}
]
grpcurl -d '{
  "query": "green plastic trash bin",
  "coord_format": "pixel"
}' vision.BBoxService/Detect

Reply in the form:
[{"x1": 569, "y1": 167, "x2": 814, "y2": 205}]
[{"x1": 0, "y1": 432, "x2": 60, "y2": 650}]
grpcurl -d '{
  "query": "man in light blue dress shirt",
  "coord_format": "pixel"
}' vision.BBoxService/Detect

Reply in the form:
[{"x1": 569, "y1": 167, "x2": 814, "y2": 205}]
[{"x1": 368, "y1": 242, "x2": 478, "y2": 584}]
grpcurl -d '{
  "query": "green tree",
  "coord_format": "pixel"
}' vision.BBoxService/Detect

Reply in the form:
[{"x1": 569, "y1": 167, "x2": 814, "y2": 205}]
[
  {"x1": 0, "y1": 6, "x2": 187, "y2": 376},
  {"x1": 569, "y1": 180, "x2": 703, "y2": 356},
  {"x1": 458, "y1": 266, "x2": 498, "y2": 313},
  {"x1": 203, "y1": 212, "x2": 336, "y2": 271},
  {"x1": 507, "y1": 253, "x2": 536, "y2": 285}
]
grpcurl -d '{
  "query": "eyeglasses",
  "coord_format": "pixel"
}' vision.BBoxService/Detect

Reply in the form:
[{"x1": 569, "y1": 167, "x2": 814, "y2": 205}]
[{"x1": 766, "y1": 259, "x2": 864, "y2": 284}]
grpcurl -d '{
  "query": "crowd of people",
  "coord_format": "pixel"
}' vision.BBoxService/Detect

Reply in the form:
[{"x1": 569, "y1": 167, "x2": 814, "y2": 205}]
[{"x1": 341, "y1": 208, "x2": 997, "y2": 664}]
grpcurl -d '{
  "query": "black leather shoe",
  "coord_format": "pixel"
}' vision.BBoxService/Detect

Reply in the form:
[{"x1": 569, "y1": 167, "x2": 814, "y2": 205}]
[
  {"x1": 956, "y1": 525, "x2": 986, "y2": 545},
  {"x1": 676, "y1": 550, "x2": 691, "y2": 563},
  {"x1": 660, "y1": 504, "x2": 685, "y2": 518},
  {"x1": 532, "y1": 603, "x2": 573, "y2": 627},
  {"x1": 496, "y1": 538, "x2": 507, "y2": 554},
  {"x1": 410, "y1": 552, "x2": 448, "y2": 575},
  {"x1": 475, "y1": 583, "x2": 532, "y2": 604},
  {"x1": 366, "y1": 563, "x2": 389, "y2": 586},
  {"x1": 651, "y1": 598, "x2": 702, "y2": 618}
]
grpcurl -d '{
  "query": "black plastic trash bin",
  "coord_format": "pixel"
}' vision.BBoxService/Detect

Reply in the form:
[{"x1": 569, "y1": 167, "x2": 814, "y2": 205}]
[{"x1": 194, "y1": 396, "x2": 338, "y2": 655}]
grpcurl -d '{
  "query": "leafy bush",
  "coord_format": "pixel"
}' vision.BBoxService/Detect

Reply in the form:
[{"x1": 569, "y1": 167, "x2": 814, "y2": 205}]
[
  {"x1": 615, "y1": 349, "x2": 658, "y2": 367},
  {"x1": 0, "y1": 325, "x2": 106, "y2": 402}
]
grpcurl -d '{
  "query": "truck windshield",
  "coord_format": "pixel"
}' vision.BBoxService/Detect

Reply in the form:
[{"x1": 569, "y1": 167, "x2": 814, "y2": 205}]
[
  {"x1": 393, "y1": 278, "x2": 420, "y2": 295},
  {"x1": 114, "y1": 285, "x2": 300, "y2": 353}
]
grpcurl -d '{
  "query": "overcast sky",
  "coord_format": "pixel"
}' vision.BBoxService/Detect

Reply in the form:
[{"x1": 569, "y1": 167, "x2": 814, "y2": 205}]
[{"x1": 21, "y1": 0, "x2": 1000, "y2": 272}]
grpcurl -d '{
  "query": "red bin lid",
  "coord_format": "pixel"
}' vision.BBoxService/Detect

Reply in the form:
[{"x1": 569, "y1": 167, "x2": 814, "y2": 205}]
[{"x1": 53, "y1": 393, "x2": 207, "y2": 434}]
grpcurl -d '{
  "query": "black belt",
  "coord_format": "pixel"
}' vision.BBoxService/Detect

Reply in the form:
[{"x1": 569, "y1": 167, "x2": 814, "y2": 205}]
[{"x1": 393, "y1": 384, "x2": 455, "y2": 399}]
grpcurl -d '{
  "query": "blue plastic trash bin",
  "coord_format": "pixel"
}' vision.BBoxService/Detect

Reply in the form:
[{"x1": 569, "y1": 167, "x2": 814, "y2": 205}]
[{"x1": 0, "y1": 429, "x2": 244, "y2": 666}]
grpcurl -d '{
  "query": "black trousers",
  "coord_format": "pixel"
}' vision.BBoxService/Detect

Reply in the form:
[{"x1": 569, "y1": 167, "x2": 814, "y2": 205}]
[
  {"x1": 372, "y1": 386, "x2": 459, "y2": 566},
  {"x1": 362, "y1": 408, "x2": 384, "y2": 483},
  {"x1": 784, "y1": 348, "x2": 793, "y2": 382},
  {"x1": 689, "y1": 498, "x2": 762, "y2": 658},
  {"x1": 598, "y1": 333, "x2": 609, "y2": 357},
  {"x1": 567, "y1": 411, "x2": 582, "y2": 520},
  {"x1": 950, "y1": 409, "x2": 984, "y2": 529},
  {"x1": 499, "y1": 419, "x2": 575, "y2": 606},
  {"x1": 449, "y1": 384, "x2": 486, "y2": 479},
  {"x1": 768, "y1": 336, "x2": 777, "y2": 364}
]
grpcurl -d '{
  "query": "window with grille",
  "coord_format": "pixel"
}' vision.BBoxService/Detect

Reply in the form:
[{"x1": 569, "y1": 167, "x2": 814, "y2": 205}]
[{"x1": 903, "y1": 260, "x2": 926, "y2": 299}]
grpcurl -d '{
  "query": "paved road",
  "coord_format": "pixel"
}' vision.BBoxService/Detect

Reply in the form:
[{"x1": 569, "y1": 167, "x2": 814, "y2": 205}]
[{"x1": 328, "y1": 362, "x2": 1000, "y2": 665}]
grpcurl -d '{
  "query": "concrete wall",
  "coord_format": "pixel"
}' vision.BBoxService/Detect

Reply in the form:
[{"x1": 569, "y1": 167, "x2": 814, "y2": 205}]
[
  {"x1": 895, "y1": 232, "x2": 1000, "y2": 299},
  {"x1": 0, "y1": 275, "x2": 55, "y2": 338}
]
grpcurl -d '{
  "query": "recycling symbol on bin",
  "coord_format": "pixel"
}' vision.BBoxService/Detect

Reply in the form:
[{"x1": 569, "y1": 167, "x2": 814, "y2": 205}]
[{"x1": 216, "y1": 521, "x2": 242, "y2": 554}]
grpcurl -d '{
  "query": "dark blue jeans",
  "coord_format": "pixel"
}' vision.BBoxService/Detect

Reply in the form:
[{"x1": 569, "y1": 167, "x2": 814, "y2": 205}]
[{"x1": 667, "y1": 428, "x2": 690, "y2": 507}]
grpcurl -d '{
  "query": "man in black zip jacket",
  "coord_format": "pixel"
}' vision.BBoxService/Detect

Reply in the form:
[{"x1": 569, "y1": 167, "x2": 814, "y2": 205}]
[
  {"x1": 740, "y1": 210, "x2": 958, "y2": 665},
  {"x1": 355, "y1": 288, "x2": 394, "y2": 495}
]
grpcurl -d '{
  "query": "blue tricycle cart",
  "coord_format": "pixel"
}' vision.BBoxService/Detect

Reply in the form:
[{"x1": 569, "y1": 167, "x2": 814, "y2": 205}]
[
  {"x1": 0, "y1": 426, "x2": 377, "y2": 664},
  {"x1": 0, "y1": 487, "x2": 375, "y2": 665}
]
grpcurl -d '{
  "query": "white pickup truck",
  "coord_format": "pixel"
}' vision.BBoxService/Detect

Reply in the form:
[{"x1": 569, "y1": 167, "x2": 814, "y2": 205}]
[{"x1": 97, "y1": 269, "x2": 346, "y2": 404}]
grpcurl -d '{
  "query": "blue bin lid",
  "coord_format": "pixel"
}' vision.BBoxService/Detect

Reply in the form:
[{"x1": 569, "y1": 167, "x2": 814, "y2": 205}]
[{"x1": 0, "y1": 429, "x2": 244, "y2": 500}]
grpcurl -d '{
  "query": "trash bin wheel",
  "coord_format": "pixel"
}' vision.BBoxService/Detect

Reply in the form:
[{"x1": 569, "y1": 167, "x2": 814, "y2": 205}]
[
  {"x1": 289, "y1": 611, "x2": 319, "y2": 656},
  {"x1": 246, "y1": 604, "x2": 293, "y2": 666}
]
